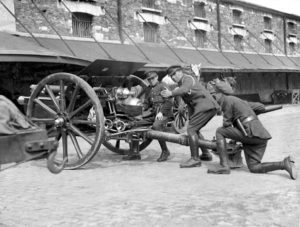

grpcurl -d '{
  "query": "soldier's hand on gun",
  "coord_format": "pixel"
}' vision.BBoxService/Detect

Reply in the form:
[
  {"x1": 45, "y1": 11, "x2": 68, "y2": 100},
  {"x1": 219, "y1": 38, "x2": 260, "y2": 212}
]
[
  {"x1": 161, "y1": 89, "x2": 172, "y2": 98},
  {"x1": 156, "y1": 112, "x2": 163, "y2": 120}
]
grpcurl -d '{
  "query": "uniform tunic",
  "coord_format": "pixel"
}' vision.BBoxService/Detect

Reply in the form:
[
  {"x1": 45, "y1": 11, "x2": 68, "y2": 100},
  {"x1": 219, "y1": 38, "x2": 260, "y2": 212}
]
[
  {"x1": 144, "y1": 82, "x2": 173, "y2": 130},
  {"x1": 216, "y1": 95, "x2": 272, "y2": 169},
  {"x1": 171, "y1": 74, "x2": 219, "y2": 134}
]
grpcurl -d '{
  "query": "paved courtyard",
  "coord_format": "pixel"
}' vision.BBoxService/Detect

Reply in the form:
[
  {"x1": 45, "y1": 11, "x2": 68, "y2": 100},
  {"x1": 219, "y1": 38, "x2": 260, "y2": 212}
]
[{"x1": 0, "y1": 105, "x2": 299, "y2": 227}]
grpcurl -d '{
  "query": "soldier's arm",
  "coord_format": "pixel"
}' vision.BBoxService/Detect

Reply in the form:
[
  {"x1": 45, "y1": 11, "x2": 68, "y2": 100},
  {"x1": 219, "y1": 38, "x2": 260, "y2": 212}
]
[
  {"x1": 171, "y1": 76, "x2": 194, "y2": 97},
  {"x1": 222, "y1": 101, "x2": 234, "y2": 127},
  {"x1": 159, "y1": 82, "x2": 173, "y2": 115}
]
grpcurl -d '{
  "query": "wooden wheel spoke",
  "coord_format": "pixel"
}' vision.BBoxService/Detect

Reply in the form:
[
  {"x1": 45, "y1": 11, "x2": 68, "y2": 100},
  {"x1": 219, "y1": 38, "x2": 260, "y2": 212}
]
[
  {"x1": 61, "y1": 129, "x2": 68, "y2": 160},
  {"x1": 60, "y1": 80, "x2": 66, "y2": 111},
  {"x1": 45, "y1": 85, "x2": 61, "y2": 112},
  {"x1": 69, "y1": 132, "x2": 83, "y2": 159},
  {"x1": 67, "y1": 83, "x2": 80, "y2": 113},
  {"x1": 71, "y1": 119, "x2": 97, "y2": 125},
  {"x1": 69, "y1": 123, "x2": 94, "y2": 145},
  {"x1": 31, "y1": 117, "x2": 55, "y2": 124},
  {"x1": 69, "y1": 100, "x2": 92, "y2": 119},
  {"x1": 116, "y1": 140, "x2": 120, "y2": 149},
  {"x1": 33, "y1": 98, "x2": 57, "y2": 116}
]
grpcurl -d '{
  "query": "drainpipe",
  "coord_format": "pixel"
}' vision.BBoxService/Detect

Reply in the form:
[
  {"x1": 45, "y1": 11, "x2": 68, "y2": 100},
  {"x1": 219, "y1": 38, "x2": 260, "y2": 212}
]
[
  {"x1": 283, "y1": 16, "x2": 287, "y2": 55},
  {"x1": 117, "y1": 0, "x2": 124, "y2": 43},
  {"x1": 216, "y1": 0, "x2": 222, "y2": 50}
]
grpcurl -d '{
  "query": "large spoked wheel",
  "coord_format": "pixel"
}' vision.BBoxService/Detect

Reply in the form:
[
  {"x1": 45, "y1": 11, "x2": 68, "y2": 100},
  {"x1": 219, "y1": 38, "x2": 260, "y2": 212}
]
[
  {"x1": 103, "y1": 74, "x2": 152, "y2": 155},
  {"x1": 172, "y1": 97, "x2": 189, "y2": 134},
  {"x1": 27, "y1": 73, "x2": 105, "y2": 169}
]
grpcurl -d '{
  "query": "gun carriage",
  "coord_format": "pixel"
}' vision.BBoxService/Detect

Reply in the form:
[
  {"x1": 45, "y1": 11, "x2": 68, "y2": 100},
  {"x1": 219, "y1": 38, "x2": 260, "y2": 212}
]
[{"x1": 18, "y1": 59, "x2": 281, "y2": 172}]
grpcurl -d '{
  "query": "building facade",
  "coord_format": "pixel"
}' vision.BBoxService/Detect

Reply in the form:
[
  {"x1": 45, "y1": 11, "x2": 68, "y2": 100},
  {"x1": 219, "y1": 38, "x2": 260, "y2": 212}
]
[{"x1": 7, "y1": 0, "x2": 299, "y2": 56}]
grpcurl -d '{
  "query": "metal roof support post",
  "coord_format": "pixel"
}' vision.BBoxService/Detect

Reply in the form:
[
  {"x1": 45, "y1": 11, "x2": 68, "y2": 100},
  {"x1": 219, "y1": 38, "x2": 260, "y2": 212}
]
[
  {"x1": 104, "y1": 8, "x2": 151, "y2": 62},
  {"x1": 136, "y1": 11, "x2": 186, "y2": 64},
  {"x1": 59, "y1": 0, "x2": 115, "y2": 60},
  {"x1": 216, "y1": 0, "x2": 222, "y2": 50},
  {"x1": 31, "y1": 0, "x2": 76, "y2": 56},
  {"x1": 283, "y1": 16, "x2": 287, "y2": 56},
  {"x1": 0, "y1": 0, "x2": 44, "y2": 48}
]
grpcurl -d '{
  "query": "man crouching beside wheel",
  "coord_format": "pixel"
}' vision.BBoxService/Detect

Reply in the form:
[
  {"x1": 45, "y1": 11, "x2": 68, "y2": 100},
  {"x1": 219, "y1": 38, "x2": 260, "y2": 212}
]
[{"x1": 123, "y1": 71, "x2": 173, "y2": 162}]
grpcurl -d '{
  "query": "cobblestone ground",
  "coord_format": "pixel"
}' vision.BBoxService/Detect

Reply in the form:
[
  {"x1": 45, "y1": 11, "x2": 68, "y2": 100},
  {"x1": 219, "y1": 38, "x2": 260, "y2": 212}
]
[{"x1": 0, "y1": 105, "x2": 299, "y2": 227}]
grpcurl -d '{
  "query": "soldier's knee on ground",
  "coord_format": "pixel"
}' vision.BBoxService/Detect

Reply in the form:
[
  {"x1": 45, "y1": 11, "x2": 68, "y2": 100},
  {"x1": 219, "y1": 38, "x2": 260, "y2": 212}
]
[{"x1": 247, "y1": 163, "x2": 263, "y2": 173}]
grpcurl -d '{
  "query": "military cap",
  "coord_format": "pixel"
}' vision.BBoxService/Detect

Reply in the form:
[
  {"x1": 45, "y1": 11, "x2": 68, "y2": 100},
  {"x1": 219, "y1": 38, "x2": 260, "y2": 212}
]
[
  {"x1": 166, "y1": 65, "x2": 182, "y2": 77},
  {"x1": 207, "y1": 79, "x2": 234, "y2": 95},
  {"x1": 145, "y1": 71, "x2": 158, "y2": 80}
]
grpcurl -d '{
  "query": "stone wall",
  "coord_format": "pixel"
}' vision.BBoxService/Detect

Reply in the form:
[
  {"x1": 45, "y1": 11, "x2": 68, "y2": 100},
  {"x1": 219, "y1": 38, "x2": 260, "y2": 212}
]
[{"x1": 12, "y1": 0, "x2": 300, "y2": 55}]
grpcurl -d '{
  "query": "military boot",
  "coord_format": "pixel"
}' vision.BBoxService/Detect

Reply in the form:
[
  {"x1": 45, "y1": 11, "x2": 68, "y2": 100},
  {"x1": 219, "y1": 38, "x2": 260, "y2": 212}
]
[
  {"x1": 248, "y1": 156, "x2": 297, "y2": 180},
  {"x1": 282, "y1": 156, "x2": 297, "y2": 180},
  {"x1": 198, "y1": 133, "x2": 213, "y2": 161},
  {"x1": 180, "y1": 134, "x2": 201, "y2": 168},
  {"x1": 207, "y1": 138, "x2": 230, "y2": 174},
  {"x1": 157, "y1": 140, "x2": 170, "y2": 162},
  {"x1": 122, "y1": 139, "x2": 141, "y2": 161}
]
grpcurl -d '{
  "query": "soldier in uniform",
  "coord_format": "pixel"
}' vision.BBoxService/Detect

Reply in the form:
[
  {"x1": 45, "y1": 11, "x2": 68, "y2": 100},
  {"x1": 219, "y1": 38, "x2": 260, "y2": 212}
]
[
  {"x1": 123, "y1": 71, "x2": 173, "y2": 161},
  {"x1": 161, "y1": 65, "x2": 219, "y2": 168},
  {"x1": 207, "y1": 93, "x2": 297, "y2": 180}
]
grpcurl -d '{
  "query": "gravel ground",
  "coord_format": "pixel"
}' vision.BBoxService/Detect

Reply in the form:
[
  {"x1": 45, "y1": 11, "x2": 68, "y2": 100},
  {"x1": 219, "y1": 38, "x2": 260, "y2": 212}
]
[{"x1": 0, "y1": 105, "x2": 299, "y2": 227}]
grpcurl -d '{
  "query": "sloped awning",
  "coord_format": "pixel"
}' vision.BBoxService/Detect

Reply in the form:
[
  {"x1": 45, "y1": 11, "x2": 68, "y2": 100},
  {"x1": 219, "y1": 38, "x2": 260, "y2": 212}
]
[
  {"x1": 0, "y1": 32, "x2": 90, "y2": 66},
  {"x1": 18, "y1": 33, "x2": 300, "y2": 73}
]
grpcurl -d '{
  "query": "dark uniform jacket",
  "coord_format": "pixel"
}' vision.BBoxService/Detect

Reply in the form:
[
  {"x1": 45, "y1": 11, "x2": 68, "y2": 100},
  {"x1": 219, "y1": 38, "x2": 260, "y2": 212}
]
[
  {"x1": 145, "y1": 82, "x2": 173, "y2": 118},
  {"x1": 171, "y1": 74, "x2": 219, "y2": 117},
  {"x1": 219, "y1": 95, "x2": 271, "y2": 140}
]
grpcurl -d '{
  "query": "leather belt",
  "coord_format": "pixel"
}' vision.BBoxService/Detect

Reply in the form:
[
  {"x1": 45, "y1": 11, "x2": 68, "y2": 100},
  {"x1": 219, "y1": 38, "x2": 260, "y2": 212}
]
[{"x1": 242, "y1": 115, "x2": 256, "y2": 124}]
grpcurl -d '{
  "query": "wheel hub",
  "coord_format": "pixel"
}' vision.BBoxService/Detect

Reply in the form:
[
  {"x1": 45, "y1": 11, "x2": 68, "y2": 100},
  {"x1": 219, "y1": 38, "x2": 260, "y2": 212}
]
[{"x1": 54, "y1": 116, "x2": 66, "y2": 127}]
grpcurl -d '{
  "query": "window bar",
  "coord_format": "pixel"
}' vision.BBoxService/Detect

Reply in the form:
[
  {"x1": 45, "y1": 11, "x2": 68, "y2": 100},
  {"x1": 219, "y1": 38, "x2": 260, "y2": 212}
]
[
  {"x1": 60, "y1": 0, "x2": 115, "y2": 60},
  {"x1": 31, "y1": 0, "x2": 76, "y2": 56}
]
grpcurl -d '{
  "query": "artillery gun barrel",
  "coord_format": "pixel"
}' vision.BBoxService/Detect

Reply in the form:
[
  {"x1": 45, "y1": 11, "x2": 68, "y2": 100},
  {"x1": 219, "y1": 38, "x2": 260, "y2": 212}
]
[
  {"x1": 145, "y1": 130, "x2": 216, "y2": 149},
  {"x1": 262, "y1": 105, "x2": 282, "y2": 113}
]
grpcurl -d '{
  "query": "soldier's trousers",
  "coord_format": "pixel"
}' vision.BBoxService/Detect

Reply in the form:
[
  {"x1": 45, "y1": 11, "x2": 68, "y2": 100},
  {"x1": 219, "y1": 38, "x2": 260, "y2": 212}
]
[
  {"x1": 187, "y1": 109, "x2": 217, "y2": 137},
  {"x1": 216, "y1": 126, "x2": 270, "y2": 173}
]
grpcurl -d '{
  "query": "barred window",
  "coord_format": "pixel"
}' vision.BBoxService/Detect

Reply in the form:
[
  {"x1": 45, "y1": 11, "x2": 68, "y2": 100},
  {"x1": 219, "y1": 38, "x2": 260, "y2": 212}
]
[
  {"x1": 72, "y1": 12, "x2": 93, "y2": 37},
  {"x1": 264, "y1": 17, "x2": 272, "y2": 30},
  {"x1": 232, "y1": 10, "x2": 242, "y2": 25},
  {"x1": 287, "y1": 21, "x2": 297, "y2": 34},
  {"x1": 194, "y1": 2, "x2": 206, "y2": 18},
  {"x1": 143, "y1": 22, "x2": 159, "y2": 42},
  {"x1": 195, "y1": 30, "x2": 206, "y2": 48},
  {"x1": 289, "y1": 42, "x2": 296, "y2": 54},
  {"x1": 142, "y1": 0, "x2": 155, "y2": 8},
  {"x1": 264, "y1": 39, "x2": 272, "y2": 53},
  {"x1": 234, "y1": 35, "x2": 243, "y2": 51}
]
